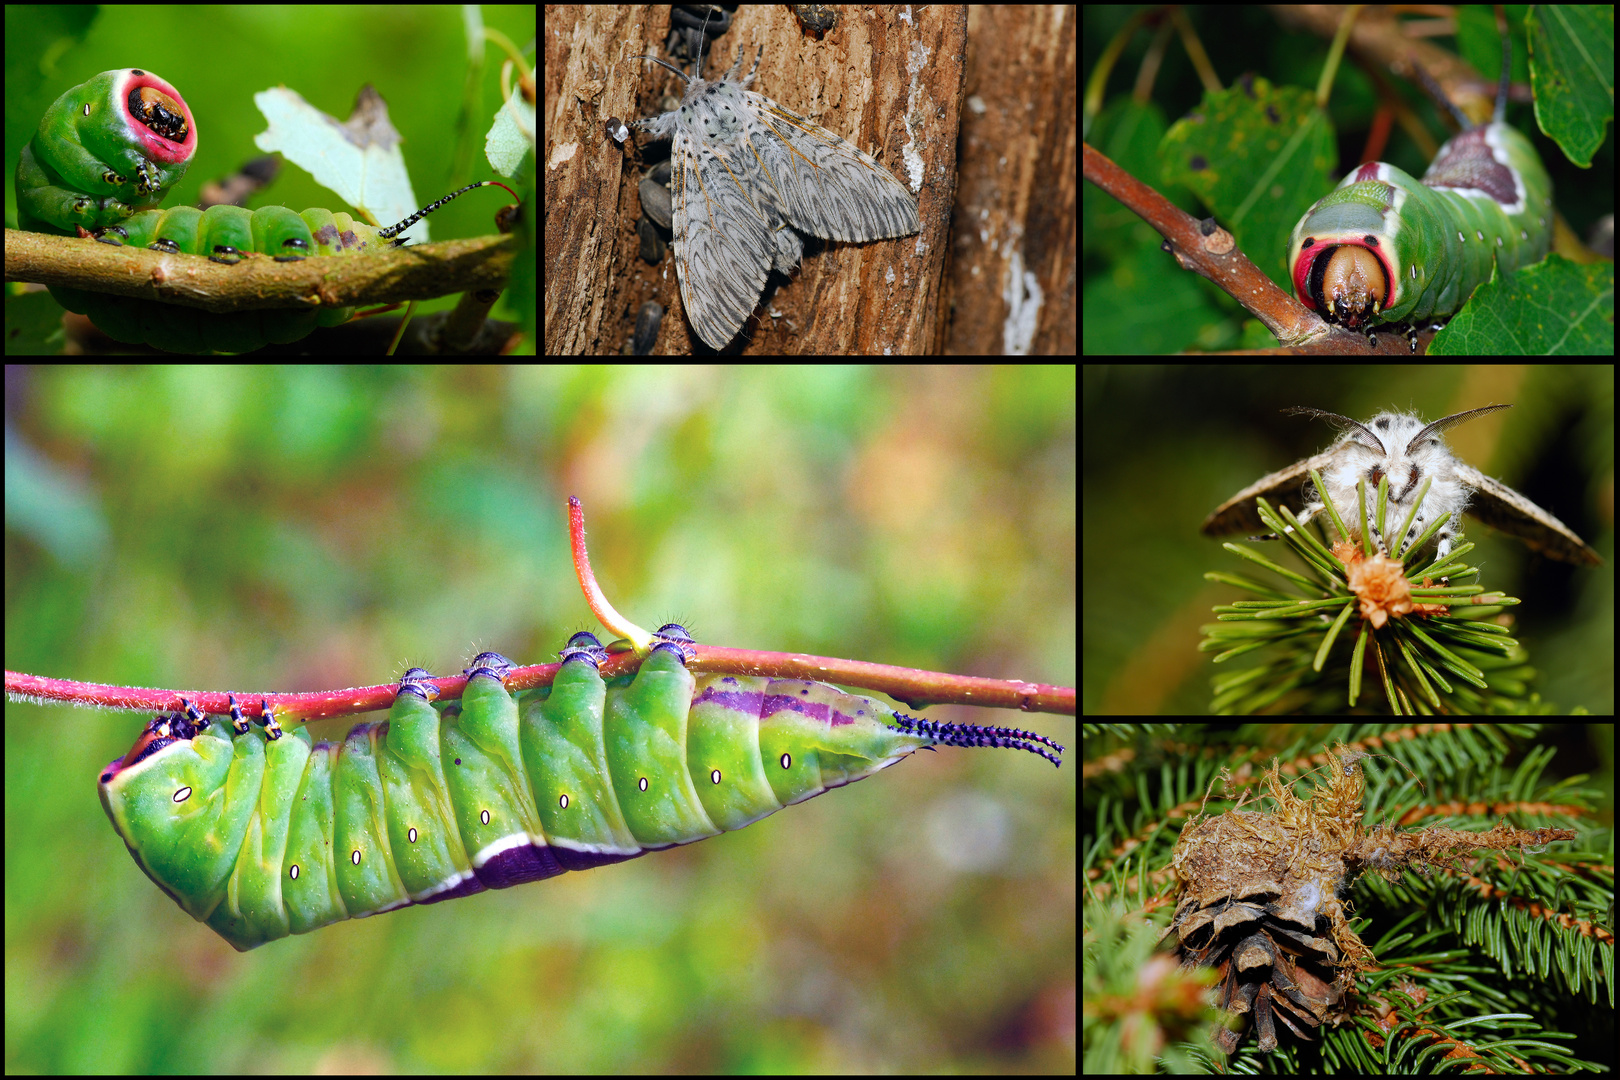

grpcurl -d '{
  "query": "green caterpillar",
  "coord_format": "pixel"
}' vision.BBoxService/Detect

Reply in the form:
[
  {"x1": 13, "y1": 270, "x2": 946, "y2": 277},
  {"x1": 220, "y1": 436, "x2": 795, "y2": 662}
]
[
  {"x1": 18, "y1": 68, "x2": 512, "y2": 352},
  {"x1": 45, "y1": 185, "x2": 508, "y2": 352},
  {"x1": 15, "y1": 68, "x2": 195, "y2": 235},
  {"x1": 97, "y1": 628, "x2": 1064, "y2": 951},
  {"x1": 1286, "y1": 32, "x2": 1552, "y2": 352}
]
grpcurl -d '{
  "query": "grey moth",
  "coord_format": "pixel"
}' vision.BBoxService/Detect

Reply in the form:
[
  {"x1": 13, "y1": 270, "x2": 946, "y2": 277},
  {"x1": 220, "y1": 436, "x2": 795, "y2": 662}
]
[{"x1": 627, "y1": 31, "x2": 921, "y2": 350}]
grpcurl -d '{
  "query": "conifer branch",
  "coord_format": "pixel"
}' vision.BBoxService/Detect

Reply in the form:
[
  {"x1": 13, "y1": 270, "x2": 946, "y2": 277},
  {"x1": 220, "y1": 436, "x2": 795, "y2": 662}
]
[
  {"x1": 1082, "y1": 724, "x2": 1609, "y2": 1073},
  {"x1": 1201, "y1": 479, "x2": 1595, "y2": 713}
]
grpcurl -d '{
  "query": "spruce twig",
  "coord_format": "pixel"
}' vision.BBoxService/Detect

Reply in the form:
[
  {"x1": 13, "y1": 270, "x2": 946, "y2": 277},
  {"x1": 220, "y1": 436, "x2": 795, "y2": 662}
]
[
  {"x1": 1199, "y1": 479, "x2": 1581, "y2": 714},
  {"x1": 1081, "y1": 725, "x2": 1609, "y2": 1074}
]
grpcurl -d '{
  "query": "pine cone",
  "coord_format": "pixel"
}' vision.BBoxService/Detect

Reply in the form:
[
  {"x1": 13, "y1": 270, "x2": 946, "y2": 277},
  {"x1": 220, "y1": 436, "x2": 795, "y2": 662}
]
[
  {"x1": 1163, "y1": 874, "x2": 1343, "y2": 1052},
  {"x1": 1161, "y1": 808, "x2": 1350, "y2": 1053},
  {"x1": 1159, "y1": 742, "x2": 1578, "y2": 1055}
]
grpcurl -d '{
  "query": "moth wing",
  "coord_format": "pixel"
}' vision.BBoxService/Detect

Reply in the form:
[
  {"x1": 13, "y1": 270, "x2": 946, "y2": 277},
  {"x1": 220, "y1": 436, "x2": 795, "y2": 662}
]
[
  {"x1": 1454, "y1": 463, "x2": 1603, "y2": 566},
  {"x1": 1201, "y1": 451, "x2": 1336, "y2": 537},
  {"x1": 743, "y1": 92, "x2": 920, "y2": 242},
  {"x1": 670, "y1": 126, "x2": 774, "y2": 349}
]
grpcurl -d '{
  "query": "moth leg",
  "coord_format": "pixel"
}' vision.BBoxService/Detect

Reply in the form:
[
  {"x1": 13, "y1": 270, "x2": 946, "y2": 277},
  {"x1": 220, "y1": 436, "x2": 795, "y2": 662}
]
[
  {"x1": 1258, "y1": 499, "x2": 1325, "y2": 545},
  {"x1": 1293, "y1": 502, "x2": 1324, "y2": 532}
]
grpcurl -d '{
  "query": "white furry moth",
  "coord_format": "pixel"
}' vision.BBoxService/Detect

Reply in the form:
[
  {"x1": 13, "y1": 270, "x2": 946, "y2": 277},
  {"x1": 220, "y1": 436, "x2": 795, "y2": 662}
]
[
  {"x1": 1202, "y1": 405, "x2": 1602, "y2": 567},
  {"x1": 1286, "y1": 28, "x2": 1552, "y2": 352},
  {"x1": 629, "y1": 42, "x2": 921, "y2": 350}
]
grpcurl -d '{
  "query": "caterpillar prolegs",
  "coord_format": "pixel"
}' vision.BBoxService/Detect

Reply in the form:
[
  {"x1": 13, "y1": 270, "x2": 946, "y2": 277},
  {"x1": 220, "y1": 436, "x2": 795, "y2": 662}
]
[
  {"x1": 44, "y1": 182, "x2": 514, "y2": 353},
  {"x1": 97, "y1": 628, "x2": 1063, "y2": 950}
]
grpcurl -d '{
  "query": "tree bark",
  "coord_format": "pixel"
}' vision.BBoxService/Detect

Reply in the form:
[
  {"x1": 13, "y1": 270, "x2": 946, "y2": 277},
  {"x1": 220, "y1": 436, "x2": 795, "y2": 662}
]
[{"x1": 544, "y1": 5, "x2": 965, "y2": 354}]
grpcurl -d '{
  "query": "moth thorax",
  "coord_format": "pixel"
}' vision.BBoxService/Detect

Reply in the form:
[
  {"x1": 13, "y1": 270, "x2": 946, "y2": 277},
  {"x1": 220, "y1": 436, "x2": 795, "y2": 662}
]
[
  {"x1": 1314, "y1": 244, "x2": 1388, "y2": 327},
  {"x1": 1317, "y1": 412, "x2": 1468, "y2": 556}
]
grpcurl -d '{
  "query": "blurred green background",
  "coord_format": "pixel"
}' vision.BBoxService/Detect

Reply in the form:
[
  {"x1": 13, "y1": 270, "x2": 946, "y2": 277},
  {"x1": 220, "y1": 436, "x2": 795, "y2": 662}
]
[
  {"x1": 4, "y1": 365, "x2": 1075, "y2": 1072},
  {"x1": 1082, "y1": 364, "x2": 1613, "y2": 715},
  {"x1": 6, "y1": 5, "x2": 534, "y2": 340}
]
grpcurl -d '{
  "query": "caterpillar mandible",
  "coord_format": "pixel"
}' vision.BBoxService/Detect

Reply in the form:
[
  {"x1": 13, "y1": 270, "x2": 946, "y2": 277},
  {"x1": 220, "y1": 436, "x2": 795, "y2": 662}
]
[
  {"x1": 1286, "y1": 26, "x2": 1553, "y2": 352},
  {"x1": 98, "y1": 628, "x2": 1063, "y2": 951},
  {"x1": 17, "y1": 68, "x2": 517, "y2": 353}
]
